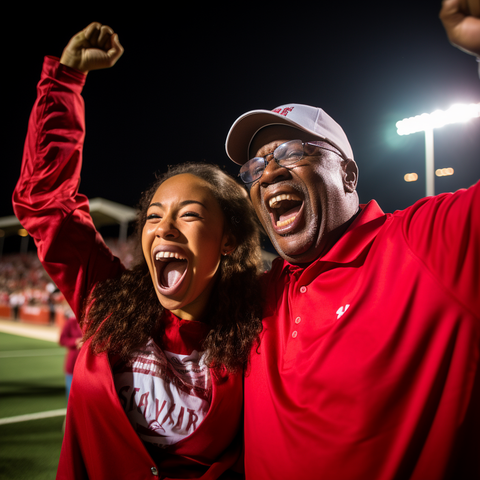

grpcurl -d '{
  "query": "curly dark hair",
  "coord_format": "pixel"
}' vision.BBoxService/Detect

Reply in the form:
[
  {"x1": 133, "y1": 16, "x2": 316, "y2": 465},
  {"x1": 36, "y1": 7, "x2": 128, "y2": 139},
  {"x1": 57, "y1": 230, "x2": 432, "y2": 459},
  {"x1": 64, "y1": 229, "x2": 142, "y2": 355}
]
[{"x1": 81, "y1": 163, "x2": 263, "y2": 374}]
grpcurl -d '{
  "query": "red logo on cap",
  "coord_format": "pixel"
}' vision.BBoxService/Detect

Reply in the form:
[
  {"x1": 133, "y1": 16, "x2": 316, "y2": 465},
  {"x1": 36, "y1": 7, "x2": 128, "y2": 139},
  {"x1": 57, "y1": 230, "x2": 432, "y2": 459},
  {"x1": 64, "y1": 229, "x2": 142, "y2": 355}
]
[{"x1": 272, "y1": 107, "x2": 294, "y2": 117}]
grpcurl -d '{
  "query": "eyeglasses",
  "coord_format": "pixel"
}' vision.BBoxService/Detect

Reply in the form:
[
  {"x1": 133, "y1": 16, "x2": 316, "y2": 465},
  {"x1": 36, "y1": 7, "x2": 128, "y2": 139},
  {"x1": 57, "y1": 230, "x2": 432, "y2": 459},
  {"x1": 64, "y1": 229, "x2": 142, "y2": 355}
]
[{"x1": 238, "y1": 139, "x2": 344, "y2": 185}]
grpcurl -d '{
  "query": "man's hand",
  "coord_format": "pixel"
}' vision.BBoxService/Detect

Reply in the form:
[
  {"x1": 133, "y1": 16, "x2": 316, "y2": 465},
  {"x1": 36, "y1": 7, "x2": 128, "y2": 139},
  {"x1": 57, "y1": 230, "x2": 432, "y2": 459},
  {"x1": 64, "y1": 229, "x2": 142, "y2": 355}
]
[
  {"x1": 60, "y1": 22, "x2": 124, "y2": 74},
  {"x1": 440, "y1": 0, "x2": 480, "y2": 56}
]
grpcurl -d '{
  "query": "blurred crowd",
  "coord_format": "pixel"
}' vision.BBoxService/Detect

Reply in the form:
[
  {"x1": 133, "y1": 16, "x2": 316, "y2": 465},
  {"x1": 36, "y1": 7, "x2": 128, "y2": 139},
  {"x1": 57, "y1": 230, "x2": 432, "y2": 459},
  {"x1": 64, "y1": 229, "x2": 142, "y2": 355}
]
[
  {"x1": 0, "y1": 236, "x2": 137, "y2": 320},
  {"x1": 0, "y1": 253, "x2": 61, "y2": 318}
]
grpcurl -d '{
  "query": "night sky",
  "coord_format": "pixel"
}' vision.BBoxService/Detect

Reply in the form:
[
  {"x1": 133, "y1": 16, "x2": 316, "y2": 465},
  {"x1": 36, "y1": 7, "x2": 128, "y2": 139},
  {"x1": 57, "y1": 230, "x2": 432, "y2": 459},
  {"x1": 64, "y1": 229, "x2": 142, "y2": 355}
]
[{"x1": 3, "y1": 1, "x2": 479, "y2": 251}]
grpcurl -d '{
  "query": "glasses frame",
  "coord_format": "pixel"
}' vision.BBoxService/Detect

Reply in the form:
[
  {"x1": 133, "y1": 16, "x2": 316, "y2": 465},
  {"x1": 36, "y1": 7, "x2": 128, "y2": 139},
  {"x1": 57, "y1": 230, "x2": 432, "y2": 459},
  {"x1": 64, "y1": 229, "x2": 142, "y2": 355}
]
[{"x1": 238, "y1": 139, "x2": 345, "y2": 186}]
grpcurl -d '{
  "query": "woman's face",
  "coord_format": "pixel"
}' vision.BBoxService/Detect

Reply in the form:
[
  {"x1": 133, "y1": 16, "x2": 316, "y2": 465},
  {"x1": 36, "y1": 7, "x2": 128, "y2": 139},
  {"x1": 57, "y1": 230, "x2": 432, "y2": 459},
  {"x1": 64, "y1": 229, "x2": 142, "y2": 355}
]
[{"x1": 142, "y1": 173, "x2": 233, "y2": 321}]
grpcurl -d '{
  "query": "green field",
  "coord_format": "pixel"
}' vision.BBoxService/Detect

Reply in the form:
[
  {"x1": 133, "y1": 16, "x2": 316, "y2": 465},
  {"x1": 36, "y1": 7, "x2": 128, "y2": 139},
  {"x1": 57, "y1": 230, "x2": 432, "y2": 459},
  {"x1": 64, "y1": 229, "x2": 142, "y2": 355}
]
[{"x1": 0, "y1": 331, "x2": 67, "y2": 480}]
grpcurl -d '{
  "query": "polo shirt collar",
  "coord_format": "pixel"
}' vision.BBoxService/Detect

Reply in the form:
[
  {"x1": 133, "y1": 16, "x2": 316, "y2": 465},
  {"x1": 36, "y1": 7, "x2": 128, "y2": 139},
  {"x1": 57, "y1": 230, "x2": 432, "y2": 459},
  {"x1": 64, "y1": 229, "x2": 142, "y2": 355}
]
[{"x1": 280, "y1": 200, "x2": 387, "y2": 272}]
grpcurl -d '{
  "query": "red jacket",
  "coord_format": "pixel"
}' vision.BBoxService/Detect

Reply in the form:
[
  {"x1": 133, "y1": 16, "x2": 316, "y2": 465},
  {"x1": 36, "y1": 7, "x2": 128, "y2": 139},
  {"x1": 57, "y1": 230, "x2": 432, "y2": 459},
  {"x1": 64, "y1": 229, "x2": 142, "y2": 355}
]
[
  {"x1": 245, "y1": 189, "x2": 480, "y2": 479},
  {"x1": 13, "y1": 56, "x2": 243, "y2": 480}
]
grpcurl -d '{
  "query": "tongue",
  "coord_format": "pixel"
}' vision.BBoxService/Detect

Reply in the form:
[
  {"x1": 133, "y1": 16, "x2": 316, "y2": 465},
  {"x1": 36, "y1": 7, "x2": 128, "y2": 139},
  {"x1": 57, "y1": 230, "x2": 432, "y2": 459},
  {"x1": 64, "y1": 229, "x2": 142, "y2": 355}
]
[
  {"x1": 278, "y1": 204, "x2": 301, "y2": 223},
  {"x1": 162, "y1": 261, "x2": 187, "y2": 288}
]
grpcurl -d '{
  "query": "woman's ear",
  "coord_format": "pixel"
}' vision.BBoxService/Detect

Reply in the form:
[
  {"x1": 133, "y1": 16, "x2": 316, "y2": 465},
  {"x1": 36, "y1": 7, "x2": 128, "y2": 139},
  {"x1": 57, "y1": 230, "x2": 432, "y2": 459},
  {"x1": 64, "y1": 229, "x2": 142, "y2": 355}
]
[
  {"x1": 343, "y1": 159, "x2": 358, "y2": 193},
  {"x1": 222, "y1": 232, "x2": 237, "y2": 256}
]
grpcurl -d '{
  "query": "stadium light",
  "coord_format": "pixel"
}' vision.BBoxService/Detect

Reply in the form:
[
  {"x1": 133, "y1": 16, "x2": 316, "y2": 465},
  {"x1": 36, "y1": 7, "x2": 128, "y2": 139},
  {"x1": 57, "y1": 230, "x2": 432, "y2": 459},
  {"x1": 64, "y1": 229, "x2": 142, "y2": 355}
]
[
  {"x1": 404, "y1": 172, "x2": 419, "y2": 182},
  {"x1": 396, "y1": 103, "x2": 480, "y2": 196},
  {"x1": 18, "y1": 228, "x2": 29, "y2": 255}
]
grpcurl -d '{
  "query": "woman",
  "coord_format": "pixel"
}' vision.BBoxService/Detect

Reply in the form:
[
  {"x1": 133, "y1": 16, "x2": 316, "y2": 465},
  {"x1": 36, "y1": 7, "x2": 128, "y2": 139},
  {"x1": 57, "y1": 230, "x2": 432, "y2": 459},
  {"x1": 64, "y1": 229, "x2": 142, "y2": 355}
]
[{"x1": 13, "y1": 23, "x2": 262, "y2": 480}]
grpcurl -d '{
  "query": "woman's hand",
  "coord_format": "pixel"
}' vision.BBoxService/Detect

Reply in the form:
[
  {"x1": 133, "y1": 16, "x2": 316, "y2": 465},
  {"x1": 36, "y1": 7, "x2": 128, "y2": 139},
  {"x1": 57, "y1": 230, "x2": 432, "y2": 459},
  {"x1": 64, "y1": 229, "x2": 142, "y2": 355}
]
[{"x1": 60, "y1": 22, "x2": 124, "y2": 74}]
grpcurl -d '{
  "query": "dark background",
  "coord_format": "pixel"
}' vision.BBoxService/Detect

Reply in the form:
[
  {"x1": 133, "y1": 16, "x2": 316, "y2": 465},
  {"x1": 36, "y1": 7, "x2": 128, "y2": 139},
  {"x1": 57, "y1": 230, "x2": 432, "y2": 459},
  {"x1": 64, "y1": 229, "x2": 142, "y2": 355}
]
[{"x1": 3, "y1": 1, "x2": 479, "y2": 252}]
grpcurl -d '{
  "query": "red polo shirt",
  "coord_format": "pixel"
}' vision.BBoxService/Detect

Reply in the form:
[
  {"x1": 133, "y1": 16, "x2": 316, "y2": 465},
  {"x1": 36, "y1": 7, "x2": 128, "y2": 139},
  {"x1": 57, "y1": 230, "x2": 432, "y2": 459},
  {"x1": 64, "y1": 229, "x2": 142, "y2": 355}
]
[{"x1": 245, "y1": 188, "x2": 480, "y2": 480}]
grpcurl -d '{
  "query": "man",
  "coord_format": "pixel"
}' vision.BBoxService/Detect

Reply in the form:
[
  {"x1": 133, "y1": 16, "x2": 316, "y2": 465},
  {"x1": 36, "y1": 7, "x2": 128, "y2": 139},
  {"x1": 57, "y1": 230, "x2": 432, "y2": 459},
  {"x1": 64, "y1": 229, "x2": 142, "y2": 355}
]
[{"x1": 225, "y1": 1, "x2": 480, "y2": 479}]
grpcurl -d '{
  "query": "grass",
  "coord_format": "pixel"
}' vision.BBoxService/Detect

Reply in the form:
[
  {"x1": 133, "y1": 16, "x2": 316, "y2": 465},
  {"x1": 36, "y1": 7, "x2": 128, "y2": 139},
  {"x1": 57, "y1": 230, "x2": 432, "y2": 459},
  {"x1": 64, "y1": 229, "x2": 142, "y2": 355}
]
[
  {"x1": 0, "y1": 417, "x2": 65, "y2": 480},
  {"x1": 0, "y1": 331, "x2": 67, "y2": 479}
]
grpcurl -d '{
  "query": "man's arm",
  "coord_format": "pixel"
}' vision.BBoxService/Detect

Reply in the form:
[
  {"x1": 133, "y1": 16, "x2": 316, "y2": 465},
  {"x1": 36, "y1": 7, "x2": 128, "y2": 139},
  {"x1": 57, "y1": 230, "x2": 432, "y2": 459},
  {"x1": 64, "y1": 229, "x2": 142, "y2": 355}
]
[{"x1": 440, "y1": 0, "x2": 480, "y2": 57}]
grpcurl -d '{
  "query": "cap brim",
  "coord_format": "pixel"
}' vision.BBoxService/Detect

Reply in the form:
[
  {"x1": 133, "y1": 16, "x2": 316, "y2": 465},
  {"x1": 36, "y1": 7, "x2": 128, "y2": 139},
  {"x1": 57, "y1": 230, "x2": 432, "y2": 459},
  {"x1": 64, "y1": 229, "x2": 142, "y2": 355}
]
[{"x1": 226, "y1": 109, "x2": 326, "y2": 166}]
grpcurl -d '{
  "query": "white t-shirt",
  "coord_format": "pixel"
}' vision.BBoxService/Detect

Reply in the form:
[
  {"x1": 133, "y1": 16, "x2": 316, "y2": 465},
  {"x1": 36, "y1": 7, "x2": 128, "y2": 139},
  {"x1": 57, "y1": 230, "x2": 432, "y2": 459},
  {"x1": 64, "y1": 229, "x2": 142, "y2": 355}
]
[{"x1": 113, "y1": 320, "x2": 212, "y2": 448}]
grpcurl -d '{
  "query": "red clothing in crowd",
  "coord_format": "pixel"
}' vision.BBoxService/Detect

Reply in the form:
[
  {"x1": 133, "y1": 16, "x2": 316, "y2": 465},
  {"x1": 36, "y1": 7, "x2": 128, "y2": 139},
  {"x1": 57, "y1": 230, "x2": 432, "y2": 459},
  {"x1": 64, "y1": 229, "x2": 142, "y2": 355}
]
[
  {"x1": 59, "y1": 316, "x2": 82, "y2": 375},
  {"x1": 13, "y1": 56, "x2": 243, "y2": 480},
  {"x1": 246, "y1": 189, "x2": 480, "y2": 479}
]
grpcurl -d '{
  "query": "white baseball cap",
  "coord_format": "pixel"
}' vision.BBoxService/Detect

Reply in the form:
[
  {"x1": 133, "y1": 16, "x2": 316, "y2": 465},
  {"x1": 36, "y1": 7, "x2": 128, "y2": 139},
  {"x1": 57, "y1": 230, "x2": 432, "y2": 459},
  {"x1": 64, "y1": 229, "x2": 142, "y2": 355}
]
[{"x1": 226, "y1": 103, "x2": 354, "y2": 165}]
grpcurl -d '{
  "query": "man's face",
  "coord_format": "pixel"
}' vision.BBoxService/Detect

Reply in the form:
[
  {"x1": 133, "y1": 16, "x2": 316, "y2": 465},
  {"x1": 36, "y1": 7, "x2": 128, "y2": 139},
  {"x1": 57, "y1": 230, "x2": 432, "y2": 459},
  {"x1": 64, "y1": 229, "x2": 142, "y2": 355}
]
[{"x1": 248, "y1": 126, "x2": 358, "y2": 265}]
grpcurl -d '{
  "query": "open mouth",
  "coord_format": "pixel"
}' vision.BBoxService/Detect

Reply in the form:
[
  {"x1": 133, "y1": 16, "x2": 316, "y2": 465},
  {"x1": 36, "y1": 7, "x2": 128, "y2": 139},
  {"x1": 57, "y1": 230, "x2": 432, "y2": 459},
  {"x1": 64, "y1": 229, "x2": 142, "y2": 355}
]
[
  {"x1": 154, "y1": 250, "x2": 188, "y2": 294},
  {"x1": 268, "y1": 193, "x2": 303, "y2": 232}
]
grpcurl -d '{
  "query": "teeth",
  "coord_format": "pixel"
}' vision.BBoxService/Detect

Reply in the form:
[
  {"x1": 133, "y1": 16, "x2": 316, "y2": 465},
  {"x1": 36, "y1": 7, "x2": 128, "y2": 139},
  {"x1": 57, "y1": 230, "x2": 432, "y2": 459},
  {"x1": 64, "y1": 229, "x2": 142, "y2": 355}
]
[
  {"x1": 269, "y1": 193, "x2": 301, "y2": 208},
  {"x1": 155, "y1": 251, "x2": 186, "y2": 261},
  {"x1": 276, "y1": 216, "x2": 297, "y2": 227}
]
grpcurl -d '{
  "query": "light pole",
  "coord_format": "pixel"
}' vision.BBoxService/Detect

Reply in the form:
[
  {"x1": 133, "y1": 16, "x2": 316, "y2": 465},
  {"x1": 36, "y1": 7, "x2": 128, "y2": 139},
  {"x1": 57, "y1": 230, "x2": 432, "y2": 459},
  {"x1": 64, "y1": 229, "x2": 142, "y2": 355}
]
[{"x1": 396, "y1": 103, "x2": 480, "y2": 196}]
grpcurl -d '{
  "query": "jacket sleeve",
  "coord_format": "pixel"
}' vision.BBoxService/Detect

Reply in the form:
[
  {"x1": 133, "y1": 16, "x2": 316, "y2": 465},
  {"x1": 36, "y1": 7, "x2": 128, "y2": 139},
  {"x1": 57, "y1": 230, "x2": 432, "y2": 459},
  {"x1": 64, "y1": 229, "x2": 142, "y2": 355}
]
[{"x1": 12, "y1": 56, "x2": 124, "y2": 320}]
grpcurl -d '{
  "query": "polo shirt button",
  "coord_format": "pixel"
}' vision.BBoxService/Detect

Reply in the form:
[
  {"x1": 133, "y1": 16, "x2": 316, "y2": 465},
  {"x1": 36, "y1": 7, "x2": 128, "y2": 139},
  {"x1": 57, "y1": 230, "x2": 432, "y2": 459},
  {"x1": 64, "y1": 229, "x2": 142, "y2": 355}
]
[
  {"x1": 151, "y1": 467, "x2": 159, "y2": 476},
  {"x1": 300, "y1": 286, "x2": 307, "y2": 293},
  {"x1": 295, "y1": 317, "x2": 301, "y2": 324},
  {"x1": 292, "y1": 331, "x2": 298, "y2": 338}
]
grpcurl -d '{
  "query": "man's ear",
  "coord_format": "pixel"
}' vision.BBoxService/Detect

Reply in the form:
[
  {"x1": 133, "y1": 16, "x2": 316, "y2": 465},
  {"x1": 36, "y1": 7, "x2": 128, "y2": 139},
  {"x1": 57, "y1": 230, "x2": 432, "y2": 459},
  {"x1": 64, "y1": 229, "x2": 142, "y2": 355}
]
[{"x1": 343, "y1": 159, "x2": 358, "y2": 193}]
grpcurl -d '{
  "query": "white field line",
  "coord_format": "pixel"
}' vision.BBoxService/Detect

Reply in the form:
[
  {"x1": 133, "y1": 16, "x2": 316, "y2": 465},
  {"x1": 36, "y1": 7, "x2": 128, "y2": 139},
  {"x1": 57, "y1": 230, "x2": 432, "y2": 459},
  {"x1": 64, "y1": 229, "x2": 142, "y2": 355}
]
[
  {"x1": 0, "y1": 408, "x2": 67, "y2": 425},
  {"x1": 0, "y1": 348, "x2": 65, "y2": 358}
]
